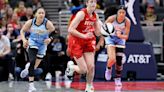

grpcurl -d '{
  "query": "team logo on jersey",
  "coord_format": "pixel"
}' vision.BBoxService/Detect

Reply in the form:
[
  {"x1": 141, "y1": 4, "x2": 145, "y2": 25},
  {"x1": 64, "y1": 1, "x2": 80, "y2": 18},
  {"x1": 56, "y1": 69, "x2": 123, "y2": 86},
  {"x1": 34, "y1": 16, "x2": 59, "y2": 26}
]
[
  {"x1": 31, "y1": 28, "x2": 46, "y2": 35},
  {"x1": 36, "y1": 30, "x2": 45, "y2": 34},
  {"x1": 84, "y1": 21, "x2": 94, "y2": 26}
]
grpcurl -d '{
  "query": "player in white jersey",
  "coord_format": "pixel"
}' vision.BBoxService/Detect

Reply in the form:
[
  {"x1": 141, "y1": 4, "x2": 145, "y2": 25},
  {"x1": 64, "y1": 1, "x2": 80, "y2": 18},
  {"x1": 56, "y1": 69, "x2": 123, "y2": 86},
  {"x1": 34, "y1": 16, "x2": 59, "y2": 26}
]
[{"x1": 104, "y1": 5, "x2": 131, "y2": 86}]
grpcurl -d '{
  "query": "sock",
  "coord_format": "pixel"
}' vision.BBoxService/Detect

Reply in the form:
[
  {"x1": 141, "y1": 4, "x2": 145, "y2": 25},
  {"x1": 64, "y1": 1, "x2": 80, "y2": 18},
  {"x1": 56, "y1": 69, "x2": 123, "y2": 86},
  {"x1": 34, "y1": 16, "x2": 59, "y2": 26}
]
[
  {"x1": 29, "y1": 81, "x2": 34, "y2": 83},
  {"x1": 107, "y1": 67, "x2": 111, "y2": 70}
]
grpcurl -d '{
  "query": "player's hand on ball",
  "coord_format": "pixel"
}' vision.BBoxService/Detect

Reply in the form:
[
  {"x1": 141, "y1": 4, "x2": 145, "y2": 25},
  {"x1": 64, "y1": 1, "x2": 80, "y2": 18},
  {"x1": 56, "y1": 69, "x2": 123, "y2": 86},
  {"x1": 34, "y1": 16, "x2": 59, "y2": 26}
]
[{"x1": 116, "y1": 30, "x2": 121, "y2": 37}]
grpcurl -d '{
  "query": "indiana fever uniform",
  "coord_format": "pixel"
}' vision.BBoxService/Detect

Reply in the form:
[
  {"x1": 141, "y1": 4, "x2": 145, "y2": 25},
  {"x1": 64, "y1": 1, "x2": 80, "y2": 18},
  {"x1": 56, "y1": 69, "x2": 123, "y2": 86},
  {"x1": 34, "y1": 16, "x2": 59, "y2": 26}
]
[
  {"x1": 105, "y1": 15, "x2": 126, "y2": 48},
  {"x1": 67, "y1": 8, "x2": 97, "y2": 59},
  {"x1": 28, "y1": 17, "x2": 49, "y2": 58}
]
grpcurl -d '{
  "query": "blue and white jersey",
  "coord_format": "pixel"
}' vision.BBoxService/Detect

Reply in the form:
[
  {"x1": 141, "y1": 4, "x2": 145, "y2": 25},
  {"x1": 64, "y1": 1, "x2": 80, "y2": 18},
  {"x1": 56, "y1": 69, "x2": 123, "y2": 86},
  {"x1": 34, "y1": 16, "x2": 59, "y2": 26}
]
[
  {"x1": 105, "y1": 15, "x2": 126, "y2": 48},
  {"x1": 29, "y1": 18, "x2": 49, "y2": 44},
  {"x1": 112, "y1": 16, "x2": 126, "y2": 36},
  {"x1": 28, "y1": 18, "x2": 49, "y2": 57}
]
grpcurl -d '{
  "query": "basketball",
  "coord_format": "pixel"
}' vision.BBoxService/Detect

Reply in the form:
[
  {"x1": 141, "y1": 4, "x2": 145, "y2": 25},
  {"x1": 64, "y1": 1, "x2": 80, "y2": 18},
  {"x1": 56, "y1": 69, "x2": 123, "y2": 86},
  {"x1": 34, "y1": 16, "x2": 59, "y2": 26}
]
[{"x1": 100, "y1": 23, "x2": 115, "y2": 36}]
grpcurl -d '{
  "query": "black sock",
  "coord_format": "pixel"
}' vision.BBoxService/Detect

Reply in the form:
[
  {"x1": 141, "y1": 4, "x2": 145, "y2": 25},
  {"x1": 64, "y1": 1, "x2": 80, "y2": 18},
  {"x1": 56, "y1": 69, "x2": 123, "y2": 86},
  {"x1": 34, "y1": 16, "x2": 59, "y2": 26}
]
[
  {"x1": 29, "y1": 81, "x2": 34, "y2": 83},
  {"x1": 108, "y1": 67, "x2": 111, "y2": 70}
]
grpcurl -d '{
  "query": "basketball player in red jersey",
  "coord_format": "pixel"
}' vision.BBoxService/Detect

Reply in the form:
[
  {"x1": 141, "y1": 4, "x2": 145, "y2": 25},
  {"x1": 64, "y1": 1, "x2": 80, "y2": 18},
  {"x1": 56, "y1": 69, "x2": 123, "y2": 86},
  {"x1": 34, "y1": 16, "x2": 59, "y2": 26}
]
[{"x1": 66, "y1": 0, "x2": 101, "y2": 92}]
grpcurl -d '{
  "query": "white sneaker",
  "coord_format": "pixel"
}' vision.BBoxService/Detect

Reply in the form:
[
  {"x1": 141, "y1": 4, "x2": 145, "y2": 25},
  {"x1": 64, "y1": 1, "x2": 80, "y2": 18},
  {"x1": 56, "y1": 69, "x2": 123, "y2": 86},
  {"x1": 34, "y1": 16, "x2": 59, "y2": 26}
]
[
  {"x1": 20, "y1": 68, "x2": 29, "y2": 78},
  {"x1": 45, "y1": 72, "x2": 52, "y2": 80},
  {"x1": 8, "y1": 73, "x2": 14, "y2": 80},
  {"x1": 85, "y1": 84, "x2": 94, "y2": 92},
  {"x1": 65, "y1": 61, "x2": 74, "y2": 79},
  {"x1": 29, "y1": 82, "x2": 36, "y2": 91},
  {"x1": 115, "y1": 85, "x2": 122, "y2": 92},
  {"x1": 105, "y1": 68, "x2": 112, "y2": 80},
  {"x1": 25, "y1": 62, "x2": 30, "y2": 69},
  {"x1": 114, "y1": 78, "x2": 122, "y2": 86},
  {"x1": 20, "y1": 62, "x2": 30, "y2": 78}
]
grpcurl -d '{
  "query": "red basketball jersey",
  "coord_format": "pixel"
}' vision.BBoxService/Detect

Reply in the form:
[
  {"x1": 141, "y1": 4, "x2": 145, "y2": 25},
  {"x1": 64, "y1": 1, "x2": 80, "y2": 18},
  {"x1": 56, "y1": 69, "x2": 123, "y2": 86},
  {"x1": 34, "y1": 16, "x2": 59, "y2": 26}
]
[
  {"x1": 76, "y1": 8, "x2": 97, "y2": 34},
  {"x1": 69, "y1": 8, "x2": 97, "y2": 34}
]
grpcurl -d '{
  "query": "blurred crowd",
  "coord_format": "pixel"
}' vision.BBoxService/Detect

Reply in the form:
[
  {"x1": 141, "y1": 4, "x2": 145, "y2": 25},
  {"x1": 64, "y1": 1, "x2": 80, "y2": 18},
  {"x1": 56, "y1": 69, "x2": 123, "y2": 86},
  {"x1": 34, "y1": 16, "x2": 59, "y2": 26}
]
[{"x1": 64, "y1": 0, "x2": 164, "y2": 21}]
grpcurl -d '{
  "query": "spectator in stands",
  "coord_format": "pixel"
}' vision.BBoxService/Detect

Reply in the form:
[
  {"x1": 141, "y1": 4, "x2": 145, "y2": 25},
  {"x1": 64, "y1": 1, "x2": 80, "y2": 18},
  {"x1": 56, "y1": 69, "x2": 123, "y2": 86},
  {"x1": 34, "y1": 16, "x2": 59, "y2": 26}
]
[
  {"x1": 4, "y1": 23, "x2": 20, "y2": 42},
  {"x1": 96, "y1": 0, "x2": 104, "y2": 9},
  {"x1": 67, "y1": 0, "x2": 85, "y2": 27},
  {"x1": 15, "y1": 41, "x2": 43, "y2": 81},
  {"x1": 0, "y1": 0, "x2": 10, "y2": 26},
  {"x1": 141, "y1": 0, "x2": 161, "y2": 7},
  {"x1": 0, "y1": 17, "x2": 7, "y2": 31},
  {"x1": 104, "y1": 4, "x2": 118, "y2": 20},
  {"x1": 104, "y1": 0, "x2": 120, "y2": 8},
  {"x1": 0, "y1": 0, "x2": 5, "y2": 10},
  {"x1": 4, "y1": 23, "x2": 20, "y2": 60},
  {"x1": 44, "y1": 35, "x2": 69, "y2": 80},
  {"x1": 20, "y1": 7, "x2": 34, "y2": 22},
  {"x1": 14, "y1": 1, "x2": 26, "y2": 17},
  {"x1": 8, "y1": 0, "x2": 19, "y2": 9},
  {"x1": 31, "y1": 0, "x2": 42, "y2": 12},
  {"x1": 5, "y1": 7, "x2": 14, "y2": 23},
  {"x1": 0, "y1": 0, "x2": 7, "y2": 15},
  {"x1": 144, "y1": 4, "x2": 157, "y2": 22},
  {"x1": 0, "y1": 28, "x2": 14, "y2": 81},
  {"x1": 69, "y1": 0, "x2": 85, "y2": 15},
  {"x1": 9, "y1": 13, "x2": 21, "y2": 30}
]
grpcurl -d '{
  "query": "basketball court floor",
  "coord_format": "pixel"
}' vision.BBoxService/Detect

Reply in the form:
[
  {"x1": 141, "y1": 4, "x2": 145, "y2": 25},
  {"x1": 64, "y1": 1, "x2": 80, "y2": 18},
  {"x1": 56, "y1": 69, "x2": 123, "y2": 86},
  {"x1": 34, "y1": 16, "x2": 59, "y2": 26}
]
[{"x1": 0, "y1": 80, "x2": 164, "y2": 92}]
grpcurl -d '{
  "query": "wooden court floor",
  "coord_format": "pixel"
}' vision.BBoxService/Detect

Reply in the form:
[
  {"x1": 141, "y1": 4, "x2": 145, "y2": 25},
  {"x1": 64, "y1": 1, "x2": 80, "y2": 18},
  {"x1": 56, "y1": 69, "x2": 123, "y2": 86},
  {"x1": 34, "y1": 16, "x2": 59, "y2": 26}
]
[{"x1": 0, "y1": 80, "x2": 163, "y2": 92}]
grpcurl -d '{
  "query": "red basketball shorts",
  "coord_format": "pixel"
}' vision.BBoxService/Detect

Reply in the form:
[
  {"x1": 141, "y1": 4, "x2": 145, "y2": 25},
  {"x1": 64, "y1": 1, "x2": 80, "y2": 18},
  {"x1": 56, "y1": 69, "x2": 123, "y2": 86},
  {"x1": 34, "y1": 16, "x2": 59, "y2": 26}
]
[{"x1": 67, "y1": 35, "x2": 96, "y2": 59}]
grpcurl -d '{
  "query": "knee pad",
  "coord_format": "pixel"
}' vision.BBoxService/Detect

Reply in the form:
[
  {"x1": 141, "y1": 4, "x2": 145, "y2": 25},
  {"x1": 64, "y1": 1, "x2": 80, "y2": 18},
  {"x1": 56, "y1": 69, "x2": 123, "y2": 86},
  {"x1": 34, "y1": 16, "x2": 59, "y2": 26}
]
[{"x1": 116, "y1": 48, "x2": 126, "y2": 65}]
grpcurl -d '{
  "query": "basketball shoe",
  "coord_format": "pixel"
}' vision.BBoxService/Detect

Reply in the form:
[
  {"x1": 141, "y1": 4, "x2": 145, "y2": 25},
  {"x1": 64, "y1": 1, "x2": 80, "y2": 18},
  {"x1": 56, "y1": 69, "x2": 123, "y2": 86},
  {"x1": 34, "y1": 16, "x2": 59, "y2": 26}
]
[
  {"x1": 105, "y1": 68, "x2": 112, "y2": 80},
  {"x1": 85, "y1": 84, "x2": 94, "y2": 92},
  {"x1": 114, "y1": 78, "x2": 122, "y2": 86},
  {"x1": 20, "y1": 62, "x2": 30, "y2": 78},
  {"x1": 29, "y1": 82, "x2": 36, "y2": 92},
  {"x1": 65, "y1": 61, "x2": 74, "y2": 79}
]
